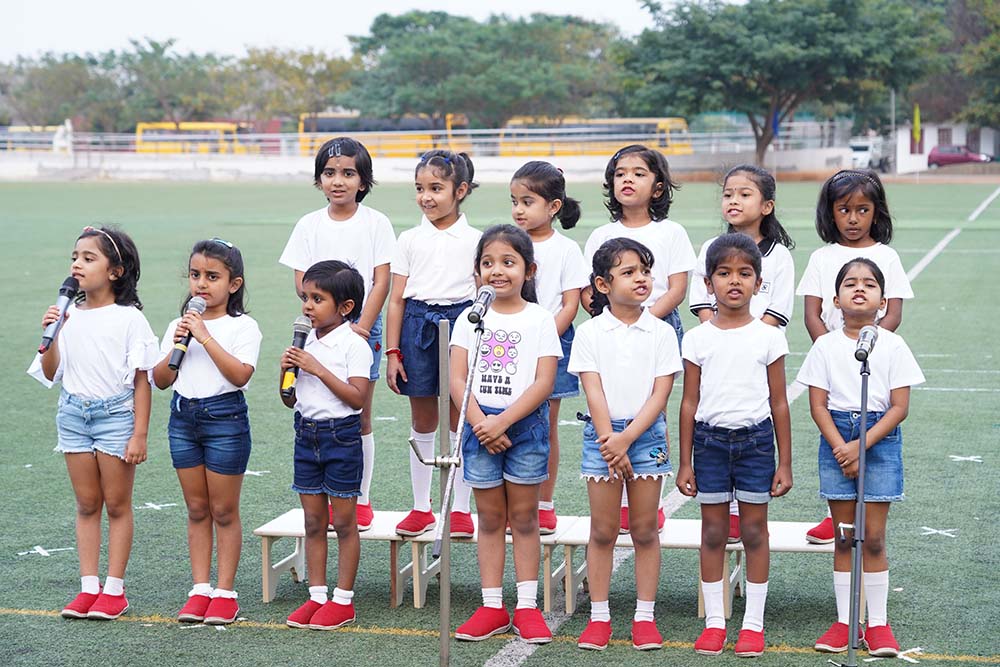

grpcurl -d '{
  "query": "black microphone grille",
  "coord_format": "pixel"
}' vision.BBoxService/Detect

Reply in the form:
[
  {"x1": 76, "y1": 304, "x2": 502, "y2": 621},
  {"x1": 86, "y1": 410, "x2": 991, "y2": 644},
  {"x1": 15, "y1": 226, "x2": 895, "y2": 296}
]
[
  {"x1": 187, "y1": 296, "x2": 208, "y2": 314},
  {"x1": 292, "y1": 316, "x2": 312, "y2": 334},
  {"x1": 62, "y1": 276, "x2": 80, "y2": 291}
]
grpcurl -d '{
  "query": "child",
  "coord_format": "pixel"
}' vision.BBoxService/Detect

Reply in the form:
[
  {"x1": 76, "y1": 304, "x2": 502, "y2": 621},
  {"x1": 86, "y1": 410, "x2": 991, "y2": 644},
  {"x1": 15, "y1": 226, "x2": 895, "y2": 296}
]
[
  {"x1": 689, "y1": 164, "x2": 795, "y2": 543},
  {"x1": 152, "y1": 238, "x2": 262, "y2": 625},
  {"x1": 450, "y1": 225, "x2": 562, "y2": 644},
  {"x1": 676, "y1": 233, "x2": 793, "y2": 658},
  {"x1": 279, "y1": 137, "x2": 395, "y2": 531},
  {"x1": 280, "y1": 260, "x2": 372, "y2": 630},
  {"x1": 28, "y1": 225, "x2": 159, "y2": 620},
  {"x1": 796, "y1": 169, "x2": 913, "y2": 544},
  {"x1": 386, "y1": 150, "x2": 480, "y2": 539},
  {"x1": 797, "y1": 258, "x2": 924, "y2": 658},
  {"x1": 570, "y1": 238, "x2": 682, "y2": 651},
  {"x1": 510, "y1": 160, "x2": 589, "y2": 534},
  {"x1": 583, "y1": 144, "x2": 696, "y2": 533}
]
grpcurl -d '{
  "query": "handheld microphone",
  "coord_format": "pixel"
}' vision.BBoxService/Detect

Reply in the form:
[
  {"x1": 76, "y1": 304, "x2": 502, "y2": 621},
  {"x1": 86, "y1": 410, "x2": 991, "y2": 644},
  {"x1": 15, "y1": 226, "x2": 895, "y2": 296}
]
[
  {"x1": 467, "y1": 285, "x2": 496, "y2": 324},
  {"x1": 167, "y1": 296, "x2": 208, "y2": 371},
  {"x1": 39, "y1": 277, "x2": 79, "y2": 354},
  {"x1": 854, "y1": 325, "x2": 878, "y2": 361},
  {"x1": 281, "y1": 316, "x2": 313, "y2": 398}
]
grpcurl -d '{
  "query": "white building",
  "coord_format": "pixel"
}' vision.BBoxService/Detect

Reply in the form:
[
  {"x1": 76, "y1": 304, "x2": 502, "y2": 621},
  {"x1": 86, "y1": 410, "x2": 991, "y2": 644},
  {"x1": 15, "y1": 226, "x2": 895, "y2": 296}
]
[{"x1": 894, "y1": 122, "x2": 999, "y2": 174}]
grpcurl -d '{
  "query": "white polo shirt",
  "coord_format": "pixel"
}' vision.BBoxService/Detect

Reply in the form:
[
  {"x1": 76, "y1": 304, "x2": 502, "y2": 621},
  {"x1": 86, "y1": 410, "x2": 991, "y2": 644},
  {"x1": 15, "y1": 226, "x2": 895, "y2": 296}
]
[
  {"x1": 568, "y1": 308, "x2": 682, "y2": 421},
  {"x1": 159, "y1": 314, "x2": 262, "y2": 399},
  {"x1": 532, "y1": 229, "x2": 591, "y2": 316},
  {"x1": 391, "y1": 214, "x2": 481, "y2": 304},
  {"x1": 293, "y1": 321, "x2": 373, "y2": 420}
]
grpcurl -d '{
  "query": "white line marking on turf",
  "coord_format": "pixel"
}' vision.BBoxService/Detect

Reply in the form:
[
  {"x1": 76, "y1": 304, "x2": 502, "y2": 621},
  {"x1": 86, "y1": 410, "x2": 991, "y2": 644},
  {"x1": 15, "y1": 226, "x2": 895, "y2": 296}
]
[
  {"x1": 17, "y1": 546, "x2": 73, "y2": 556},
  {"x1": 906, "y1": 228, "x2": 961, "y2": 282},
  {"x1": 948, "y1": 455, "x2": 982, "y2": 463},
  {"x1": 968, "y1": 185, "x2": 1000, "y2": 222},
  {"x1": 244, "y1": 470, "x2": 271, "y2": 476},
  {"x1": 135, "y1": 502, "x2": 178, "y2": 510},
  {"x1": 914, "y1": 387, "x2": 1000, "y2": 393},
  {"x1": 920, "y1": 527, "x2": 957, "y2": 538}
]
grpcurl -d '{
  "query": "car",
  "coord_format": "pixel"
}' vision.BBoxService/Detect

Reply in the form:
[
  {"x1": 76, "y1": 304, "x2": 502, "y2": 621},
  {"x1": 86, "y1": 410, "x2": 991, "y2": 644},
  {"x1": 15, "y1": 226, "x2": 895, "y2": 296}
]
[
  {"x1": 927, "y1": 144, "x2": 993, "y2": 168},
  {"x1": 850, "y1": 136, "x2": 891, "y2": 172}
]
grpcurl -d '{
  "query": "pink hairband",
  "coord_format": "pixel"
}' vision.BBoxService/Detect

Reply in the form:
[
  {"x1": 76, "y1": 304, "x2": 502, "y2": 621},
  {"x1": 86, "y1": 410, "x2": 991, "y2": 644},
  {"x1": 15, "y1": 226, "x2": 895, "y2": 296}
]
[{"x1": 82, "y1": 226, "x2": 122, "y2": 261}]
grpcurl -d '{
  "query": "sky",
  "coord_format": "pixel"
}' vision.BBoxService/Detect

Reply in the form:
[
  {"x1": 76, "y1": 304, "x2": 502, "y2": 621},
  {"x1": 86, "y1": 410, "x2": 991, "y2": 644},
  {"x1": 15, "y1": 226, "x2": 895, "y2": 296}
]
[{"x1": 1, "y1": 0, "x2": 659, "y2": 61}]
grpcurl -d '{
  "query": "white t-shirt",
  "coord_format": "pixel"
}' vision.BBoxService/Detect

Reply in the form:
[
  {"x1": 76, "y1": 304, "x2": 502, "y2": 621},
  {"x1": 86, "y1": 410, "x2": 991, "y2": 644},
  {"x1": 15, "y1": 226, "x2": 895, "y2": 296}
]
[
  {"x1": 27, "y1": 303, "x2": 159, "y2": 399},
  {"x1": 294, "y1": 321, "x2": 373, "y2": 420},
  {"x1": 682, "y1": 319, "x2": 789, "y2": 428},
  {"x1": 532, "y1": 230, "x2": 590, "y2": 316},
  {"x1": 796, "y1": 327, "x2": 925, "y2": 413},
  {"x1": 690, "y1": 236, "x2": 795, "y2": 326},
  {"x1": 568, "y1": 308, "x2": 683, "y2": 421},
  {"x1": 279, "y1": 204, "x2": 396, "y2": 305},
  {"x1": 450, "y1": 302, "x2": 562, "y2": 410},
  {"x1": 392, "y1": 214, "x2": 481, "y2": 304},
  {"x1": 795, "y1": 243, "x2": 913, "y2": 331},
  {"x1": 159, "y1": 314, "x2": 262, "y2": 399},
  {"x1": 583, "y1": 219, "x2": 696, "y2": 309}
]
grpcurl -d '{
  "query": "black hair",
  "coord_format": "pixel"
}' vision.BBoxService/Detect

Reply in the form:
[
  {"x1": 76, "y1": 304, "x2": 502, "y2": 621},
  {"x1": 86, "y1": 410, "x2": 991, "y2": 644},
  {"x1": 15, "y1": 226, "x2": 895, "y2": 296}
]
[
  {"x1": 816, "y1": 169, "x2": 893, "y2": 244},
  {"x1": 76, "y1": 225, "x2": 142, "y2": 309},
  {"x1": 834, "y1": 257, "x2": 886, "y2": 296},
  {"x1": 722, "y1": 164, "x2": 795, "y2": 251},
  {"x1": 511, "y1": 161, "x2": 582, "y2": 229},
  {"x1": 587, "y1": 238, "x2": 655, "y2": 317},
  {"x1": 182, "y1": 238, "x2": 248, "y2": 317},
  {"x1": 302, "y1": 260, "x2": 363, "y2": 320},
  {"x1": 474, "y1": 224, "x2": 537, "y2": 304},
  {"x1": 415, "y1": 149, "x2": 477, "y2": 204},
  {"x1": 705, "y1": 232, "x2": 763, "y2": 278},
  {"x1": 313, "y1": 137, "x2": 375, "y2": 202},
  {"x1": 603, "y1": 144, "x2": 679, "y2": 222}
]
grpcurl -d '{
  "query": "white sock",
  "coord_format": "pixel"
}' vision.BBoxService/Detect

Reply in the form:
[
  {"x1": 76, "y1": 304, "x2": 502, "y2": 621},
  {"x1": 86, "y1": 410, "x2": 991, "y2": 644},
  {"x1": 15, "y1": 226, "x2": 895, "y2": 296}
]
[
  {"x1": 729, "y1": 499, "x2": 739, "y2": 516},
  {"x1": 309, "y1": 585, "x2": 329, "y2": 604},
  {"x1": 482, "y1": 587, "x2": 503, "y2": 609},
  {"x1": 834, "y1": 570, "x2": 851, "y2": 625},
  {"x1": 189, "y1": 582, "x2": 212, "y2": 597},
  {"x1": 742, "y1": 581, "x2": 768, "y2": 632},
  {"x1": 81, "y1": 576, "x2": 100, "y2": 595},
  {"x1": 539, "y1": 500, "x2": 554, "y2": 511},
  {"x1": 516, "y1": 580, "x2": 538, "y2": 610},
  {"x1": 634, "y1": 599, "x2": 655, "y2": 622},
  {"x1": 701, "y1": 579, "x2": 725, "y2": 630},
  {"x1": 409, "y1": 429, "x2": 435, "y2": 512},
  {"x1": 864, "y1": 570, "x2": 889, "y2": 627},
  {"x1": 332, "y1": 587, "x2": 354, "y2": 605},
  {"x1": 103, "y1": 576, "x2": 125, "y2": 596},
  {"x1": 359, "y1": 432, "x2": 375, "y2": 505},
  {"x1": 621, "y1": 486, "x2": 629, "y2": 508},
  {"x1": 590, "y1": 599, "x2": 610, "y2": 622},
  {"x1": 451, "y1": 430, "x2": 473, "y2": 513},
  {"x1": 211, "y1": 588, "x2": 237, "y2": 599}
]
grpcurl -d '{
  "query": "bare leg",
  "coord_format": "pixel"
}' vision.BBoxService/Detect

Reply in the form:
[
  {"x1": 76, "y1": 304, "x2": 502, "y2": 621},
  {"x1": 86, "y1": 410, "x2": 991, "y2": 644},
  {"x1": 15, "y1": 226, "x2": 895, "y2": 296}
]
[
  {"x1": 738, "y1": 501, "x2": 770, "y2": 583},
  {"x1": 301, "y1": 494, "x2": 329, "y2": 587},
  {"x1": 626, "y1": 477, "x2": 663, "y2": 601},
  {"x1": 96, "y1": 452, "x2": 136, "y2": 579},
  {"x1": 506, "y1": 481, "x2": 541, "y2": 582},
  {"x1": 585, "y1": 479, "x2": 624, "y2": 602},
  {"x1": 176, "y1": 466, "x2": 212, "y2": 584},
  {"x1": 64, "y1": 453, "x2": 104, "y2": 578},
  {"x1": 330, "y1": 496, "x2": 360, "y2": 591},
  {"x1": 699, "y1": 502, "x2": 729, "y2": 582},
  {"x1": 473, "y1": 486, "x2": 507, "y2": 587},
  {"x1": 206, "y1": 469, "x2": 244, "y2": 590}
]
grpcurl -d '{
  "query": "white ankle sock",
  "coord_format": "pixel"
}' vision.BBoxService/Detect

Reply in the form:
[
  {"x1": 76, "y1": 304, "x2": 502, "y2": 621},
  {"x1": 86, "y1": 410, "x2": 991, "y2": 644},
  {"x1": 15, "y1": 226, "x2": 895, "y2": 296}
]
[
  {"x1": 211, "y1": 588, "x2": 237, "y2": 599},
  {"x1": 189, "y1": 582, "x2": 212, "y2": 597},
  {"x1": 515, "y1": 580, "x2": 537, "y2": 610},
  {"x1": 450, "y1": 430, "x2": 473, "y2": 513},
  {"x1": 864, "y1": 570, "x2": 889, "y2": 627},
  {"x1": 834, "y1": 570, "x2": 851, "y2": 624},
  {"x1": 482, "y1": 587, "x2": 503, "y2": 609},
  {"x1": 309, "y1": 585, "x2": 329, "y2": 604},
  {"x1": 621, "y1": 486, "x2": 629, "y2": 508},
  {"x1": 701, "y1": 579, "x2": 725, "y2": 630},
  {"x1": 409, "y1": 429, "x2": 435, "y2": 511},
  {"x1": 332, "y1": 587, "x2": 354, "y2": 605},
  {"x1": 729, "y1": 499, "x2": 739, "y2": 516},
  {"x1": 81, "y1": 576, "x2": 100, "y2": 595},
  {"x1": 590, "y1": 599, "x2": 610, "y2": 622},
  {"x1": 741, "y1": 581, "x2": 768, "y2": 632},
  {"x1": 634, "y1": 599, "x2": 655, "y2": 622},
  {"x1": 360, "y1": 432, "x2": 375, "y2": 505},
  {"x1": 539, "y1": 500, "x2": 554, "y2": 511}
]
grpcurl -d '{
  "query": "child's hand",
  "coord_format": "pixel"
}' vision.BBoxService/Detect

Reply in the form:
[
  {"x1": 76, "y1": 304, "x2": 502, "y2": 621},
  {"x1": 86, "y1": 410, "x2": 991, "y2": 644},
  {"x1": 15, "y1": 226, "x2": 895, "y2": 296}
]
[
  {"x1": 386, "y1": 355, "x2": 406, "y2": 394},
  {"x1": 771, "y1": 464, "x2": 793, "y2": 497},
  {"x1": 833, "y1": 439, "x2": 860, "y2": 467},
  {"x1": 41, "y1": 305, "x2": 66, "y2": 329},
  {"x1": 841, "y1": 459, "x2": 859, "y2": 478},
  {"x1": 124, "y1": 435, "x2": 147, "y2": 465},
  {"x1": 474, "y1": 414, "x2": 510, "y2": 450},
  {"x1": 179, "y1": 311, "x2": 210, "y2": 344},
  {"x1": 484, "y1": 433, "x2": 512, "y2": 455},
  {"x1": 676, "y1": 466, "x2": 697, "y2": 496},
  {"x1": 349, "y1": 322, "x2": 370, "y2": 340},
  {"x1": 283, "y1": 347, "x2": 323, "y2": 377},
  {"x1": 597, "y1": 432, "x2": 630, "y2": 465},
  {"x1": 611, "y1": 456, "x2": 634, "y2": 481}
]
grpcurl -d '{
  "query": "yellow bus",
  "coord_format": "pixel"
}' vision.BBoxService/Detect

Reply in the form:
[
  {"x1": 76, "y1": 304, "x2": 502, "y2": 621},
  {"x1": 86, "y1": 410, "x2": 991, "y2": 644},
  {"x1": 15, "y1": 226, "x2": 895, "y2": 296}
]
[
  {"x1": 297, "y1": 113, "x2": 470, "y2": 157},
  {"x1": 135, "y1": 122, "x2": 254, "y2": 154},
  {"x1": 498, "y1": 117, "x2": 693, "y2": 157}
]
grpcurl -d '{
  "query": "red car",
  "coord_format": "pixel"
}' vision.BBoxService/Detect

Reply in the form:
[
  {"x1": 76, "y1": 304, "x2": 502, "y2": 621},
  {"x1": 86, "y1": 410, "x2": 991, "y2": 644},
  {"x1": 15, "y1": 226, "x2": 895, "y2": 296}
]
[{"x1": 928, "y1": 144, "x2": 993, "y2": 168}]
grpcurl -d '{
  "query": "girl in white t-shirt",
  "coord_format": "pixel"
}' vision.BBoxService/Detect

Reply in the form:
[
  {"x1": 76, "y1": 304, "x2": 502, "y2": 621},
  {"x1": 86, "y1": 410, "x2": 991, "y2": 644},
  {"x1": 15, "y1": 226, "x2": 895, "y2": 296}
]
[
  {"x1": 450, "y1": 225, "x2": 562, "y2": 645},
  {"x1": 152, "y1": 238, "x2": 262, "y2": 625},
  {"x1": 510, "y1": 160, "x2": 588, "y2": 535},
  {"x1": 30, "y1": 226, "x2": 159, "y2": 621},
  {"x1": 796, "y1": 258, "x2": 924, "y2": 659}
]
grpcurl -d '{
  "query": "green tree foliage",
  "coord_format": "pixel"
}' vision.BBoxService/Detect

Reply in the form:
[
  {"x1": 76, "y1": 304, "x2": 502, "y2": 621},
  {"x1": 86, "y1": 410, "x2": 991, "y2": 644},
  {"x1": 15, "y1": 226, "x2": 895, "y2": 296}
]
[
  {"x1": 959, "y1": 0, "x2": 1000, "y2": 126},
  {"x1": 1, "y1": 54, "x2": 95, "y2": 127}
]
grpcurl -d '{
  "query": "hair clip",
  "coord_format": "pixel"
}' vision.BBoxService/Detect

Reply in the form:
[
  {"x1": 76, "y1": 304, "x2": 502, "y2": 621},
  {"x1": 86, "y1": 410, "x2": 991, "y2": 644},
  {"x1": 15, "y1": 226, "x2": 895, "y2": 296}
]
[
  {"x1": 81, "y1": 225, "x2": 122, "y2": 261},
  {"x1": 328, "y1": 140, "x2": 343, "y2": 158},
  {"x1": 210, "y1": 237, "x2": 234, "y2": 249}
]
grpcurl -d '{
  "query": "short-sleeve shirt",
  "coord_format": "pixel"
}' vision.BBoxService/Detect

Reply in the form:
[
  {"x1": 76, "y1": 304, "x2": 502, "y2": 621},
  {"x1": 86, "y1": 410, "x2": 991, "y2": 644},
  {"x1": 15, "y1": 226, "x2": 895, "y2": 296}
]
[
  {"x1": 532, "y1": 230, "x2": 590, "y2": 316},
  {"x1": 159, "y1": 314, "x2": 262, "y2": 399},
  {"x1": 391, "y1": 214, "x2": 481, "y2": 304},
  {"x1": 293, "y1": 321, "x2": 373, "y2": 420}
]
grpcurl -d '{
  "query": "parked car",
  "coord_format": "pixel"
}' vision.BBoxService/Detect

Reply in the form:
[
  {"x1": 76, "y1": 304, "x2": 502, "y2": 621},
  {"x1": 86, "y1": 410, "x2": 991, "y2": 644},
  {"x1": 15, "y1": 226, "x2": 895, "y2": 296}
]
[
  {"x1": 928, "y1": 144, "x2": 993, "y2": 168},
  {"x1": 850, "y1": 136, "x2": 891, "y2": 172}
]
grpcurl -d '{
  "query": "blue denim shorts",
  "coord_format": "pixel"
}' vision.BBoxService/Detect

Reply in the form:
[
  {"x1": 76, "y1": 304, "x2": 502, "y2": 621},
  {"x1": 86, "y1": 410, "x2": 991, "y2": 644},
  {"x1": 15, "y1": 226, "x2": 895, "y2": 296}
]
[
  {"x1": 581, "y1": 413, "x2": 672, "y2": 480},
  {"x1": 168, "y1": 391, "x2": 252, "y2": 475},
  {"x1": 55, "y1": 389, "x2": 135, "y2": 459},
  {"x1": 462, "y1": 403, "x2": 550, "y2": 488},
  {"x1": 693, "y1": 418, "x2": 775, "y2": 504},
  {"x1": 819, "y1": 410, "x2": 903, "y2": 502},
  {"x1": 292, "y1": 412, "x2": 363, "y2": 498},
  {"x1": 662, "y1": 308, "x2": 684, "y2": 351},
  {"x1": 549, "y1": 324, "x2": 579, "y2": 400},
  {"x1": 398, "y1": 299, "x2": 472, "y2": 397},
  {"x1": 356, "y1": 312, "x2": 383, "y2": 381}
]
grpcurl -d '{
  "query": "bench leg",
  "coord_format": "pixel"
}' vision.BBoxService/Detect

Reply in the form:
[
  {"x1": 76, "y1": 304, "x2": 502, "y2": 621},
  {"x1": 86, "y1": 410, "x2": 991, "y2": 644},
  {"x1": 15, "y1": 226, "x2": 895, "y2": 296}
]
[
  {"x1": 543, "y1": 545, "x2": 553, "y2": 613},
  {"x1": 390, "y1": 541, "x2": 399, "y2": 609},
  {"x1": 261, "y1": 536, "x2": 276, "y2": 603},
  {"x1": 260, "y1": 535, "x2": 305, "y2": 603},
  {"x1": 564, "y1": 544, "x2": 588, "y2": 615}
]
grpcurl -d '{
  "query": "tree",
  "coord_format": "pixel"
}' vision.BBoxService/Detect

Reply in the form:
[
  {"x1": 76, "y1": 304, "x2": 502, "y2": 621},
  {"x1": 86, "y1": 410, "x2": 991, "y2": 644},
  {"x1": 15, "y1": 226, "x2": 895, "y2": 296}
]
[
  {"x1": 1, "y1": 54, "x2": 94, "y2": 127},
  {"x1": 959, "y1": 0, "x2": 1000, "y2": 126}
]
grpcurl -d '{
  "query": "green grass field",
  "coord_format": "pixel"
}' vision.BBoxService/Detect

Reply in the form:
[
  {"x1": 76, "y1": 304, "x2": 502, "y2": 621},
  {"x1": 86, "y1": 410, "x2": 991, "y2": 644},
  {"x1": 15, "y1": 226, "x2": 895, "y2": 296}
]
[{"x1": 1, "y1": 178, "x2": 998, "y2": 666}]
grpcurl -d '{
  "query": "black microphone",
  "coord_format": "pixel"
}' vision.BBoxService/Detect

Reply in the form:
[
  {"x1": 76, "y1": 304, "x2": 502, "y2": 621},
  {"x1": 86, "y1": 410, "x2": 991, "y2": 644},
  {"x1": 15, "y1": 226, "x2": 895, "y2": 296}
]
[
  {"x1": 168, "y1": 296, "x2": 208, "y2": 370},
  {"x1": 855, "y1": 325, "x2": 878, "y2": 361},
  {"x1": 39, "y1": 277, "x2": 79, "y2": 354},
  {"x1": 281, "y1": 316, "x2": 313, "y2": 398},
  {"x1": 467, "y1": 285, "x2": 496, "y2": 324}
]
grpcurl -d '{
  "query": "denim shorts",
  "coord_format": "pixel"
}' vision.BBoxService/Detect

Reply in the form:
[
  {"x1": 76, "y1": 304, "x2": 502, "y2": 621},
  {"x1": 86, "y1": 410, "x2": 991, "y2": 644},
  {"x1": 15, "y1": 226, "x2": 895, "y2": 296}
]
[
  {"x1": 398, "y1": 299, "x2": 472, "y2": 397},
  {"x1": 549, "y1": 325, "x2": 579, "y2": 400},
  {"x1": 292, "y1": 412, "x2": 363, "y2": 498},
  {"x1": 168, "y1": 391, "x2": 252, "y2": 475},
  {"x1": 581, "y1": 413, "x2": 672, "y2": 480},
  {"x1": 462, "y1": 403, "x2": 549, "y2": 488},
  {"x1": 693, "y1": 418, "x2": 775, "y2": 504},
  {"x1": 819, "y1": 410, "x2": 903, "y2": 502},
  {"x1": 356, "y1": 312, "x2": 383, "y2": 381},
  {"x1": 662, "y1": 308, "x2": 684, "y2": 351},
  {"x1": 55, "y1": 389, "x2": 135, "y2": 459}
]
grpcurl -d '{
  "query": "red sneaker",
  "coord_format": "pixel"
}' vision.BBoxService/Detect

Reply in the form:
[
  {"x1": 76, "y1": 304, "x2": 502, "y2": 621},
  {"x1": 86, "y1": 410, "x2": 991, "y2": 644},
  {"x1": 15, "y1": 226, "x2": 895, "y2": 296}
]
[
  {"x1": 177, "y1": 593, "x2": 211, "y2": 622},
  {"x1": 539, "y1": 508, "x2": 557, "y2": 535},
  {"x1": 328, "y1": 502, "x2": 336, "y2": 532},
  {"x1": 619, "y1": 506, "x2": 630, "y2": 534},
  {"x1": 734, "y1": 629, "x2": 765, "y2": 657},
  {"x1": 203, "y1": 597, "x2": 240, "y2": 625},
  {"x1": 657, "y1": 506, "x2": 666, "y2": 531},
  {"x1": 814, "y1": 621, "x2": 862, "y2": 653},
  {"x1": 87, "y1": 592, "x2": 129, "y2": 620},
  {"x1": 395, "y1": 509, "x2": 436, "y2": 536},
  {"x1": 455, "y1": 606, "x2": 511, "y2": 641},
  {"x1": 450, "y1": 511, "x2": 475, "y2": 538},
  {"x1": 287, "y1": 599, "x2": 323, "y2": 628},
  {"x1": 309, "y1": 601, "x2": 355, "y2": 630},
  {"x1": 864, "y1": 624, "x2": 899, "y2": 658},
  {"x1": 806, "y1": 517, "x2": 835, "y2": 544},
  {"x1": 728, "y1": 513, "x2": 742, "y2": 543},
  {"x1": 356, "y1": 503, "x2": 374, "y2": 532},
  {"x1": 577, "y1": 619, "x2": 612, "y2": 650},
  {"x1": 513, "y1": 607, "x2": 552, "y2": 644},
  {"x1": 61, "y1": 591, "x2": 100, "y2": 619},
  {"x1": 631, "y1": 620, "x2": 663, "y2": 650},
  {"x1": 694, "y1": 627, "x2": 727, "y2": 655}
]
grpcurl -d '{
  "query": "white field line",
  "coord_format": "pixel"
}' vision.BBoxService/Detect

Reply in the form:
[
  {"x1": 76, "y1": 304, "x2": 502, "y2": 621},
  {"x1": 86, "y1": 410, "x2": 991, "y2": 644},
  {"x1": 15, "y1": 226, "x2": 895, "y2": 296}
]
[
  {"x1": 968, "y1": 185, "x2": 1000, "y2": 222},
  {"x1": 914, "y1": 387, "x2": 1000, "y2": 393}
]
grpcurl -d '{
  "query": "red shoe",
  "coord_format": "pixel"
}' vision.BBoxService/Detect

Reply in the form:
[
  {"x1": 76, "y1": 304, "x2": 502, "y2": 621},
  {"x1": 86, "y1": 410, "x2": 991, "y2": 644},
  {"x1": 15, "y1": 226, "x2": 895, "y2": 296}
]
[
  {"x1": 450, "y1": 511, "x2": 475, "y2": 538},
  {"x1": 631, "y1": 620, "x2": 663, "y2": 650},
  {"x1": 619, "y1": 506, "x2": 630, "y2": 534},
  {"x1": 814, "y1": 621, "x2": 862, "y2": 653},
  {"x1": 513, "y1": 607, "x2": 552, "y2": 644},
  {"x1": 328, "y1": 502, "x2": 336, "y2": 532},
  {"x1": 694, "y1": 627, "x2": 727, "y2": 655},
  {"x1": 286, "y1": 599, "x2": 324, "y2": 628},
  {"x1": 395, "y1": 509, "x2": 436, "y2": 536},
  {"x1": 204, "y1": 597, "x2": 240, "y2": 625},
  {"x1": 577, "y1": 620, "x2": 612, "y2": 650},
  {"x1": 309, "y1": 601, "x2": 356, "y2": 630},
  {"x1": 657, "y1": 506, "x2": 665, "y2": 531},
  {"x1": 728, "y1": 513, "x2": 742, "y2": 543},
  {"x1": 61, "y1": 591, "x2": 100, "y2": 619},
  {"x1": 177, "y1": 593, "x2": 211, "y2": 622},
  {"x1": 806, "y1": 517, "x2": 835, "y2": 544},
  {"x1": 734, "y1": 629, "x2": 765, "y2": 657},
  {"x1": 356, "y1": 503, "x2": 374, "y2": 532},
  {"x1": 864, "y1": 624, "x2": 899, "y2": 658},
  {"x1": 87, "y1": 592, "x2": 129, "y2": 620},
  {"x1": 539, "y1": 508, "x2": 557, "y2": 535},
  {"x1": 455, "y1": 606, "x2": 511, "y2": 641}
]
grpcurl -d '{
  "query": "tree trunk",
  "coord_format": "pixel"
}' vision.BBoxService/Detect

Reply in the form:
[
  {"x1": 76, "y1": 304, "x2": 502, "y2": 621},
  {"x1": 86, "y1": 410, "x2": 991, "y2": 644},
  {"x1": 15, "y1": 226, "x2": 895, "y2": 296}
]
[{"x1": 754, "y1": 126, "x2": 774, "y2": 167}]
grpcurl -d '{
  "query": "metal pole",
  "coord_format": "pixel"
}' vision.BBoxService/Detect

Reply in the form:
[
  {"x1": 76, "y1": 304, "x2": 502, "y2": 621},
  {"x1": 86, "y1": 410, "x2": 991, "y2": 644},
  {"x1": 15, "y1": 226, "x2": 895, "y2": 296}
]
[
  {"x1": 890, "y1": 88, "x2": 897, "y2": 174},
  {"x1": 437, "y1": 318, "x2": 451, "y2": 667}
]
